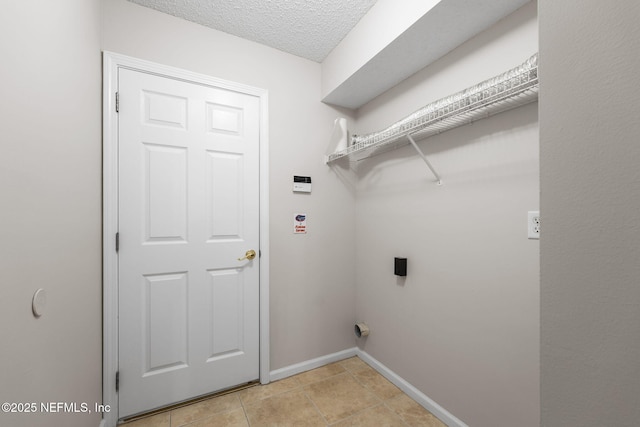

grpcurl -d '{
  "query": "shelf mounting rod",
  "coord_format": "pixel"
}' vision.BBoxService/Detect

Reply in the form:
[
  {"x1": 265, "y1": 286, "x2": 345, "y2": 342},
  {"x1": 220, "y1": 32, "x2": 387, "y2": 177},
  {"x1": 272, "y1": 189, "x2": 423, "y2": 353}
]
[{"x1": 407, "y1": 134, "x2": 442, "y2": 185}]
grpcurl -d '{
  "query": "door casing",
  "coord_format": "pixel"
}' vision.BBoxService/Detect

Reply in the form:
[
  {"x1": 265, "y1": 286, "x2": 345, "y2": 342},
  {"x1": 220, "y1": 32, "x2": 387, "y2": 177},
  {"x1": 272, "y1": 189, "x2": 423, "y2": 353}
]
[{"x1": 102, "y1": 51, "x2": 270, "y2": 427}]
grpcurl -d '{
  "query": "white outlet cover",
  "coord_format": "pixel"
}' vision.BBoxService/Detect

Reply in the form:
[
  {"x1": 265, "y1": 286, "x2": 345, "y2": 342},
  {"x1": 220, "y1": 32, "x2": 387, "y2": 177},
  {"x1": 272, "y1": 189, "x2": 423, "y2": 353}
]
[{"x1": 528, "y1": 211, "x2": 540, "y2": 239}]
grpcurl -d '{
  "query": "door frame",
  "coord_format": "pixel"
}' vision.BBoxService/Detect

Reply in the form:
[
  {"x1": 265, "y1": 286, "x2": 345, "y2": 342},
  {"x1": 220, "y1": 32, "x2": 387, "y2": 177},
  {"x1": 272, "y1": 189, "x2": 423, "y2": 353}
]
[{"x1": 102, "y1": 51, "x2": 270, "y2": 427}]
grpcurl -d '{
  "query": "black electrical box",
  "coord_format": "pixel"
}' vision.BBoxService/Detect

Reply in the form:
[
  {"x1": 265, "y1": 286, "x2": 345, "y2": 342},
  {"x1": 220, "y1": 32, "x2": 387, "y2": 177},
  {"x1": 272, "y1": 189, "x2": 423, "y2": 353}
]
[{"x1": 394, "y1": 257, "x2": 407, "y2": 276}]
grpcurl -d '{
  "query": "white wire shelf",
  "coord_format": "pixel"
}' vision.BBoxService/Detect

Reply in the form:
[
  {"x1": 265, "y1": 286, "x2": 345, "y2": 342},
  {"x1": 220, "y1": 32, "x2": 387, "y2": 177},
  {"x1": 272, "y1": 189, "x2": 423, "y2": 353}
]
[{"x1": 325, "y1": 54, "x2": 539, "y2": 165}]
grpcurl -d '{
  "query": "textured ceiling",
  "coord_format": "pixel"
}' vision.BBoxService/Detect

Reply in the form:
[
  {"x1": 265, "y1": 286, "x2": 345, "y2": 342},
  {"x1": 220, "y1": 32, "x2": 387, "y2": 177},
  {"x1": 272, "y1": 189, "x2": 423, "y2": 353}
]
[{"x1": 128, "y1": 0, "x2": 377, "y2": 62}]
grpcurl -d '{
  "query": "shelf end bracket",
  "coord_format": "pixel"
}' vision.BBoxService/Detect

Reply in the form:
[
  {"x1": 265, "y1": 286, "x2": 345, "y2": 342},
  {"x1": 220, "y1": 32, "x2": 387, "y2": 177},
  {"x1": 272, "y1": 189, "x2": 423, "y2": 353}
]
[{"x1": 407, "y1": 134, "x2": 442, "y2": 185}]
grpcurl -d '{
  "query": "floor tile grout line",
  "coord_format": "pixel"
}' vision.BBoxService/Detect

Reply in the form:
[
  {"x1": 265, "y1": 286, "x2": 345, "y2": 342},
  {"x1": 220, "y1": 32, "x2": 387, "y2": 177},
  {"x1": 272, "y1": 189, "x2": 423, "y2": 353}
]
[
  {"x1": 171, "y1": 392, "x2": 251, "y2": 427},
  {"x1": 347, "y1": 365, "x2": 398, "y2": 406},
  {"x1": 297, "y1": 368, "x2": 354, "y2": 426},
  {"x1": 237, "y1": 390, "x2": 252, "y2": 426},
  {"x1": 242, "y1": 371, "x2": 345, "y2": 427},
  {"x1": 239, "y1": 380, "x2": 314, "y2": 409},
  {"x1": 241, "y1": 404, "x2": 251, "y2": 427},
  {"x1": 338, "y1": 361, "x2": 412, "y2": 426},
  {"x1": 304, "y1": 368, "x2": 385, "y2": 425},
  {"x1": 327, "y1": 402, "x2": 407, "y2": 427},
  {"x1": 380, "y1": 397, "x2": 412, "y2": 427},
  {"x1": 300, "y1": 386, "x2": 331, "y2": 426},
  {"x1": 345, "y1": 370, "x2": 386, "y2": 420},
  {"x1": 301, "y1": 360, "x2": 383, "y2": 424}
]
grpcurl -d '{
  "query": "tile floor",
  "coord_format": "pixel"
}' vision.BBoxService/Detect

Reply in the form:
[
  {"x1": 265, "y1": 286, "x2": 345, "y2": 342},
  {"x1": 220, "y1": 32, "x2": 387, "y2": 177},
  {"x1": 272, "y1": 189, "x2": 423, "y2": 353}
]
[{"x1": 121, "y1": 356, "x2": 447, "y2": 427}]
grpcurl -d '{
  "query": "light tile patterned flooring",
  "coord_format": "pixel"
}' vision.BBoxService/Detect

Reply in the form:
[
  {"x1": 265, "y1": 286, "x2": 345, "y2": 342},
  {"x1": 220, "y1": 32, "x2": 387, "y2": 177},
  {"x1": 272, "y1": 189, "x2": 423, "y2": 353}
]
[{"x1": 121, "y1": 357, "x2": 447, "y2": 427}]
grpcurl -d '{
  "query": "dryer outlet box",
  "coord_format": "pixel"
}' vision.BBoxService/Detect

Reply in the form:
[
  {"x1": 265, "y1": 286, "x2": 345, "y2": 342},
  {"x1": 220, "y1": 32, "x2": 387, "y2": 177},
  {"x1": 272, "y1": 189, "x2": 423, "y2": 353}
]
[{"x1": 394, "y1": 257, "x2": 407, "y2": 276}]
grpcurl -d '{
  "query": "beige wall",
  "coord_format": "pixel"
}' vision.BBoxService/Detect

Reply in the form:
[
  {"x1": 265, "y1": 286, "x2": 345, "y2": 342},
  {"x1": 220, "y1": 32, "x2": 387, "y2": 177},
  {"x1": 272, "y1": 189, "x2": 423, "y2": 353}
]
[
  {"x1": 102, "y1": 0, "x2": 358, "y2": 371},
  {"x1": 322, "y1": 0, "x2": 441, "y2": 98},
  {"x1": 352, "y1": 3, "x2": 539, "y2": 426},
  {"x1": 540, "y1": 1, "x2": 640, "y2": 426},
  {"x1": 0, "y1": 1, "x2": 103, "y2": 427}
]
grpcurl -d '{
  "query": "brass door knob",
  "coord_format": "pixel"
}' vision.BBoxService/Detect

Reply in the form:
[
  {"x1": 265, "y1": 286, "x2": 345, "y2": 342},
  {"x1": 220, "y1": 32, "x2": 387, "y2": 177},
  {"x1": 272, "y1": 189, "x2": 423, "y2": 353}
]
[{"x1": 238, "y1": 249, "x2": 256, "y2": 261}]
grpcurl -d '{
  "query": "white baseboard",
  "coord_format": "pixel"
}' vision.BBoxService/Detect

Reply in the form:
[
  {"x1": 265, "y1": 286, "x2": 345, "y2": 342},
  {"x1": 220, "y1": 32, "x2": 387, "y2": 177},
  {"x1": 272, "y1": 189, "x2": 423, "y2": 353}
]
[
  {"x1": 269, "y1": 347, "x2": 358, "y2": 381},
  {"x1": 356, "y1": 349, "x2": 468, "y2": 427},
  {"x1": 269, "y1": 346, "x2": 466, "y2": 427}
]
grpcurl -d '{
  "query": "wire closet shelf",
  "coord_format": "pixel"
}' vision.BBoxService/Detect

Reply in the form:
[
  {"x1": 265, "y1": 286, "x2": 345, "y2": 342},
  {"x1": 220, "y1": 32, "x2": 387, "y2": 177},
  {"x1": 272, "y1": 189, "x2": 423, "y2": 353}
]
[{"x1": 325, "y1": 53, "x2": 539, "y2": 164}]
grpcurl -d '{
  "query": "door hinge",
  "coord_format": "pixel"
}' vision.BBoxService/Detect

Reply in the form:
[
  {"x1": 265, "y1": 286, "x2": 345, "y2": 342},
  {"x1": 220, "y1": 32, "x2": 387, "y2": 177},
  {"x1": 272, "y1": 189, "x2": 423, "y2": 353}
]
[
  {"x1": 115, "y1": 232, "x2": 119, "y2": 253},
  {"x1": 115, "y1": 371, "x2": 119, "y2": 392},
  {"x1": 115, "y1": 92, "x2": 119, "y2": 113}
]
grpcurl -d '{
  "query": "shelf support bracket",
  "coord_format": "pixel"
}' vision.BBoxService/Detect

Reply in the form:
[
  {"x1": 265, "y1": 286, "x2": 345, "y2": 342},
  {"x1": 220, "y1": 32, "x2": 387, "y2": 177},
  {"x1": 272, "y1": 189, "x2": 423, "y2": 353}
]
[{"x1": 407, "y1": 134, "x2": 442, "y2": 185}]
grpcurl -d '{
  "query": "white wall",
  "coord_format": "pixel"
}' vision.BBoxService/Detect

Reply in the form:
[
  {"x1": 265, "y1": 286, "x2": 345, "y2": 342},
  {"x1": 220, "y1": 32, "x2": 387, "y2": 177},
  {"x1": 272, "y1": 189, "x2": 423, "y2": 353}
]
[
  {"x1": 0, "y1": 2, "x2": 554, "y2": 426},
  {"x1": 539, "y1": 1, "x2": 640, "y2": 426},
  {"x1": 0, "y1": 1, "x2": 103, "y2": 427},
  {"x1": 322, "y1": 0, "x2": 441, "y2": 98},
  {"x1": 101, "y1": 0, "x2": 357, "y2": 371},
  {"x1": 352, "y1": 3, "x2": 539, "y2": 426}
]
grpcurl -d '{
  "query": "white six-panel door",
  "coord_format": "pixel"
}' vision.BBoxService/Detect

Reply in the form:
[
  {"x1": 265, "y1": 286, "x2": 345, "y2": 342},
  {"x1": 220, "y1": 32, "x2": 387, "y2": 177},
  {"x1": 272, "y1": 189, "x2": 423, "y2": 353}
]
[{"x1": 117, "y1": 68, "x2": 260, "y2": 417}]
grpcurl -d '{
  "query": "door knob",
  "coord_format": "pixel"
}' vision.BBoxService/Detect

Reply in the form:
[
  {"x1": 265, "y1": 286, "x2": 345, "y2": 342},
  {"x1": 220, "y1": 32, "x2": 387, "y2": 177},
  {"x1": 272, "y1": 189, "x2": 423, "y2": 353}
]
[{"x1": 238, "y1": 249, "x2": 256, "y2": 261}]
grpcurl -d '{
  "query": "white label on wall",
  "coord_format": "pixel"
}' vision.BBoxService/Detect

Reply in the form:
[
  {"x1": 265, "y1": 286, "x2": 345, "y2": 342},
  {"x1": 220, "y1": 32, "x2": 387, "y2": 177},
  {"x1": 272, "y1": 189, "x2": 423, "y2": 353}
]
[
  {"x1": 293, "y1": 176, "x2": 312, "y2": 193},
  {"x1": 294, "y1": 213, "x2": 307, "y2": 234}
]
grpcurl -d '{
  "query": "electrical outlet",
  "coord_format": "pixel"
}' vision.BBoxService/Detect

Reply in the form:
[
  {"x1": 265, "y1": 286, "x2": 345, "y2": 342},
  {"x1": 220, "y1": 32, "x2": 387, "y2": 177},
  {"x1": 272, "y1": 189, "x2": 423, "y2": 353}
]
[{"x1": 528, "y1": 211, "x2": 540, "y2": 239}]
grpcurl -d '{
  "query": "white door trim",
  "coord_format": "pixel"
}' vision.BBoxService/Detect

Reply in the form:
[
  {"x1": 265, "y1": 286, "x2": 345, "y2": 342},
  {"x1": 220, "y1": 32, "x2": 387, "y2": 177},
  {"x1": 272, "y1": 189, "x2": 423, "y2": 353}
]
[{"x1": 102, "y1": 51, "x2": 270, "y2": 427}]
